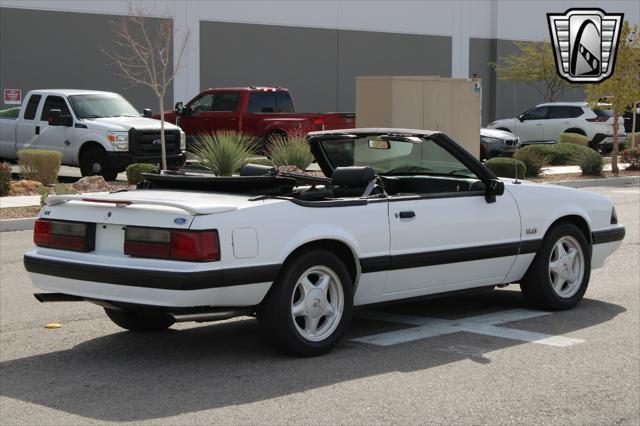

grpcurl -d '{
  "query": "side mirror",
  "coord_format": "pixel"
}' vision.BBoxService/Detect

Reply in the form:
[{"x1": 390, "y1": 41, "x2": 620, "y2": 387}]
[
  {"x1": 518, "y1": 115, "x2": 524, "y2": 122},
  {"x1": 174, "y1": 102, "x2": 184, "y2": 115},
  {"x1": 48, "y1": 109, "x2": 72, "y2": 127},
  {"x1": 484, "y1": 179, "x2": 504, "y2": 203},
  {"x1": 143, "y1": 108, "x2": 153, "y2": 118}
]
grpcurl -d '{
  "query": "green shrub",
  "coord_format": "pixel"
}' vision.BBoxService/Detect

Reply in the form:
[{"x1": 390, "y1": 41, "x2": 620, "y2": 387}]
[
  {"x1": 190, "y1": 131, "x2": 259, "y2": 176},
  {"x1": 126, "y1": 163, "x2": 158, "y2": 184},
  {"x1": 518, "y1": 144, "x2": 597, "y2": 166},
  {"x1": 559, "y1": 132, "x2": 588, "y2": 146},
  {"x1": 267, "y1": 132, "x2": 314, "y2": 170},
  {"x1": 0, "y1": 107, "x2": 20, "y2": 119},
  {"x1": 0, "y1": 162, "x2": 12, "y2": 196},
  {"x1": 246, "y1": 158, "x2": 275, "y2": 167},
  {"x1": 17, "y1": 150, "x2": 61, "y2": 184},
  {"x1": 513, "y1": 149, "x2": 548, "y2": 177},
  {"x1": 622, "y1": 148, "x2": 640, "y2": 170},
  {"x1": 484, "y1": 157, "x2": 526, "y2": 179},
  {"x1": 573, "y1": 148, "x2": 603, "y2": 176}
]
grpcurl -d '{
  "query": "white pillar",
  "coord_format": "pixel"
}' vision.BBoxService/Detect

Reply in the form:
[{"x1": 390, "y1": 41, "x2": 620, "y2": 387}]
[
  {"x1": 171, "y1": 0, "x2": 200, "y2": 105},
  {"x1": 451, "y1": 0, "x2": 470, "y2": 78}
]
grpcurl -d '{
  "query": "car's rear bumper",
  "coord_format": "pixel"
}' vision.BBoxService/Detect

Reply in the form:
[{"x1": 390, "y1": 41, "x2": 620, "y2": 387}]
[
  {"x1": 24, "y1": 253, "x2": 275, "y2": 307},
  {"x1": 591, "y1": 133, "x2": 626, "y2": 150}
]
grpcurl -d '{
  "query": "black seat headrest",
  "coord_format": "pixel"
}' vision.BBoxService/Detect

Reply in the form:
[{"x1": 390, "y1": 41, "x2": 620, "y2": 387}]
[
  {"x1": 240, "y1": 163, "x2": 276, "y2": 176},
  {"x1": 332, "y1": 166, "x2": 375, "y2": 187}
]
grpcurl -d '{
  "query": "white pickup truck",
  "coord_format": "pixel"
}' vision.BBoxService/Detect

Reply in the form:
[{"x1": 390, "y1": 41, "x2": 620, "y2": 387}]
[{"x1": 0, "y1": 89, "x2": 186, "y2": 180}]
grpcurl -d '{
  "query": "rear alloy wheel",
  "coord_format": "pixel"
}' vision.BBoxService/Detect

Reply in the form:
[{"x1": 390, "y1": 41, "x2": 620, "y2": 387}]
[
  {"x1": 520, "y1": 223, "x2": 590, "y2": 310},
  {"x1": 104, "y1": 308, "x2": 174, "y2": 332},
  {"x1": 258, "y1": 249, "x2": 353, "y2": 356},
  {"x1": 80, "y1": 148, "x2": 117, "y2": 181}
]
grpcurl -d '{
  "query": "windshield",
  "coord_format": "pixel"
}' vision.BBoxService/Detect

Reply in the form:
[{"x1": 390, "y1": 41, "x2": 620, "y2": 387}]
[
  {"x1": 68, "y1": 94, "x2": 140, "y2": 119},
  {"x1": 320, "y1": 136, "x2": 477, "y2": 178}
]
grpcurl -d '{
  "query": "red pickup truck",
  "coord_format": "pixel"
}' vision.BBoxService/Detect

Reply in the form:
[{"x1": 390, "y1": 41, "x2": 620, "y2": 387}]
[{"x1": 159, "y1": 87, "x2": 355, "y2": 147}]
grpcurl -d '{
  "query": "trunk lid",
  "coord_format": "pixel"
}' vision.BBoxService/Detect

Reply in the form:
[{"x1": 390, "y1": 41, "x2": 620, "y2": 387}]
[{"x1": 42, "y1": 190, "x2": 249, "y2": 228}]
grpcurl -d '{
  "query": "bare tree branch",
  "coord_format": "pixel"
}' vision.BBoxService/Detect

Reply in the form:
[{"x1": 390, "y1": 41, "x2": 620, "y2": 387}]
[{"x1": 104, "y1": 0, "x2": 191, "y2": 170}]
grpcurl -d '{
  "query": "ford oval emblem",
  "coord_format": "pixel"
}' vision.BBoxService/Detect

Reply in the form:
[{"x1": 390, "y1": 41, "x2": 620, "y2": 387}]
[{"x1": 174, "y1": 217, "x2": 187, "y2": 225}]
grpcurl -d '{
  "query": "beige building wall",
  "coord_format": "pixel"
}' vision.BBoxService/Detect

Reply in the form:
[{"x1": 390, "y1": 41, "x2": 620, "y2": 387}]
[{"x1": 356, "y1": 76, "x2": 481, "y2": 158}]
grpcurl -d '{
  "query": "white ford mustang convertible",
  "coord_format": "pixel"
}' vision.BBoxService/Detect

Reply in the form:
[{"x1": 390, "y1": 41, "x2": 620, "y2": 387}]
[{"x1": 25, "y1": 128, "x2": 625, "y2": 356}]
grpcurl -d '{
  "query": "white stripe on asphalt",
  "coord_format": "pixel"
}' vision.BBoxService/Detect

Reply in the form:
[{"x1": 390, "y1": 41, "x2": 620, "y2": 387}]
[{"x1": 352, "y1": 308, "x2": 585, "y2": 348}]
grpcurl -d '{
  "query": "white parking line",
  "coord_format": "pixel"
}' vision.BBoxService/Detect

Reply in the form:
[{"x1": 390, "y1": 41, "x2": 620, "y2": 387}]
[{"x1": 352, "y1": 309, "x2": 585, "y2": 347}]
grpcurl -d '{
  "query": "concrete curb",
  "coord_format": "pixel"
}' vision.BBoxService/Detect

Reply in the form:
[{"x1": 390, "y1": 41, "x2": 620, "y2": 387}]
[
  {"x1": 0, "y1": 217, "x2": 37, "y2": 232},
  {"x1": 549, "y1": 176, "x2": 640, "y2": 188}
]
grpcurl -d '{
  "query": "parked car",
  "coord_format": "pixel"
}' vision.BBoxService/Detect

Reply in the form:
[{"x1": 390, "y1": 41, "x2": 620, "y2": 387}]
[
  {"x1": 487, "y1": 102, "x2": 626, "y2": 153},
  {"x1": 158, "y1": 87, "x2": 355, "y2": 149},
  {"x1": 480, "y1": 128, "x2": 520, "y2": 160},
  {"x1": 25, "y1": 128, "x2": 624, "y2": 356},
  {"x1": 0, "y1": 90, "x2": 186, "y2": 180}
]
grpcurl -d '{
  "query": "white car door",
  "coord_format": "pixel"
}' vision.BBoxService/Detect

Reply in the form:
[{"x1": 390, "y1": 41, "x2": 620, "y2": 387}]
[
  {"x1": 16, "y1": 94, "x2": 43, "y2": 152},
  {"x1": 35, "y1": 95, "x2": 75, "y2": 162},
  {"x1": 385, "y1": 190, "x2": 521, "y2": 296},
  {"x1": 515, "y1": 106, "x2": 548, "y2": 142},
  {"x1": 382, "y1": 140, "x2": 521, "y2": 297},
  {"x1": 544, "y1": 105, "x2": 576, "y2": 142}
]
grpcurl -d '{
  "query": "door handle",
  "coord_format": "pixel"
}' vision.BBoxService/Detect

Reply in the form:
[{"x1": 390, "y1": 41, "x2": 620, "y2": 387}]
[
  {"x1": 35, "y1": 126, "x2": 40, "y2": 135},
  {"x1": 398, "y1": 211, "x2": 415, "y2": 219},
  {"x1": 64, "y1": 140, "x2": 71, "y2": 146}
]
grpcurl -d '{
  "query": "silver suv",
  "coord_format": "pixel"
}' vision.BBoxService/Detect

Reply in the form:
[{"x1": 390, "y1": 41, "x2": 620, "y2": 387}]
[{"x1": 488, "y1": 102, "x2": 626, "y2": 152}]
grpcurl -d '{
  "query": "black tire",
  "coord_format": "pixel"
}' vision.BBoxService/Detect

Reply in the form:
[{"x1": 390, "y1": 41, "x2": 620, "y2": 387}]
[
  {"x1": 80, "y1": 147, "x2": 117, "y2": 181},
  {"x1": 520, "y1": 222, "x2": 591, "y2": 310},
  {"x1": 104, "y1": 308, "x2": 174, "y2": 332},
  {"x1": 257, "y1": 249, "x2": 353, "y2": 356}
]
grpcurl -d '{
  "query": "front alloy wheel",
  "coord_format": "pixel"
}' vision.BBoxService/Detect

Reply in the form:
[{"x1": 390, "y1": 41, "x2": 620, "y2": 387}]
[
  {"x1": 520, "y1": 222, "x2": 591, "y2": 310},
  {"x1": 547, "y1": 236, "x2": 585, "y2": 299}
]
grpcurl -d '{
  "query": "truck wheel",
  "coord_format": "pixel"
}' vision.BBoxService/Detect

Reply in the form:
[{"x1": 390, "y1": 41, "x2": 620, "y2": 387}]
[
  {"x1": 80, "y1": 148, "x2": 117, "y2": 181},
  {"x1": 257, "y1": 249, "x2": 353, "y2": 356},
  {"x1": 520, "y1": 223, "x2": 591, "y2": 310},
  {"x1": 104, "y1": 308, "x2": 174, "y2": 332}
]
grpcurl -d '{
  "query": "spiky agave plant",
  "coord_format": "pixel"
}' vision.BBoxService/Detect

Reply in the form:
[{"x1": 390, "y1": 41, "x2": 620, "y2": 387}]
[
  {"x1": 190, "y1": 131, "x2": 260, "y2": 176},
  {"x1": 267, "y1": 132, "x2": 314, "y2": 171}
]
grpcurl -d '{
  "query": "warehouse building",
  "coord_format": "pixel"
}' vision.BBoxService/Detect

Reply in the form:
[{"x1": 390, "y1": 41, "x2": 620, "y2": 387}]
[{"x1": 1, "y1": 0, "x2": 638, "y2": 125}]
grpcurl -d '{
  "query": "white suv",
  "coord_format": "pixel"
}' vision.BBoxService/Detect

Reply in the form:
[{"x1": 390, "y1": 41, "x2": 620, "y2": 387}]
[{"x1": 488, "y1": 102, "x2": 626, "y2": 152}]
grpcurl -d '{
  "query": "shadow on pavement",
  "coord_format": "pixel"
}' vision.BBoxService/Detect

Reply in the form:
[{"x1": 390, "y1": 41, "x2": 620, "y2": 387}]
[{"x1": 0, "y1": 289, "x2": 626, "y2": 421}]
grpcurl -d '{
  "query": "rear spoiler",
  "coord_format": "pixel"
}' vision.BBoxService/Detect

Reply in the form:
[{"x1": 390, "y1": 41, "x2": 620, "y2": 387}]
[{"x1": 45, "y1": 194, "x2": 237, "y2": 215}]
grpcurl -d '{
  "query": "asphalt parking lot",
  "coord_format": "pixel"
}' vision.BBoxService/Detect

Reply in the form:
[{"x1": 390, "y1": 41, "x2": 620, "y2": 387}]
[{"x1": 0, "y1": 185, "x2": 638, "y2": 425}]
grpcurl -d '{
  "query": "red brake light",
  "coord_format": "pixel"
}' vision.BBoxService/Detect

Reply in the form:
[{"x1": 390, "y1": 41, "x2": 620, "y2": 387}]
[
  {"x1": 34, "y1": 219, "x2": 51, "y2": 246},
  {"x1": 124, "y1": 227, "x2": 220, "y2": 262},
  {"x1": 313, "y1": 118, "x2": 324, "y2": 125},
  {"x1": 34, "y1": 219, "x2": 94, "y2": 252},
  {"x1": 586, "y1": 116, "x2": 608, "y2": 122}
]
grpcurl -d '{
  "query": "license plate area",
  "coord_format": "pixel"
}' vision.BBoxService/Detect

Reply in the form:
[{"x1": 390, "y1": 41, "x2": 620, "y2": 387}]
[{"x1": 95, "y1": 223, "x2": 126, "y2": 254}]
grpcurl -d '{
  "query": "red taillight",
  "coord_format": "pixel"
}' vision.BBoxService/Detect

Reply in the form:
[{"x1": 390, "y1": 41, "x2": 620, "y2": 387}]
[
  {"x1": 124, "y1": 227, "x2": 220, "y2": 262},
  {"x1": 313, "y1": 118, "x2": 324, "y2": 126},
  {"x1": 34, "y1": 219, "x2": 51, "y2": 246},
  {"x1": 586, "y1": 116, "x2": 608, "y2": 122},
  {"x1": 33, "y1": 219, "x2": 94, "y2": 252}
]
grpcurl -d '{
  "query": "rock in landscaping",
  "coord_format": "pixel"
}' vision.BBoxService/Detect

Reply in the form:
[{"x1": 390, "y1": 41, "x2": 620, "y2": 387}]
[
  {"x1": 10, "y1": 180, "x2": 42, "y2": 196},
  {"x1": 71, "y1": 176, "x2": 111, "y2": 193}
]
